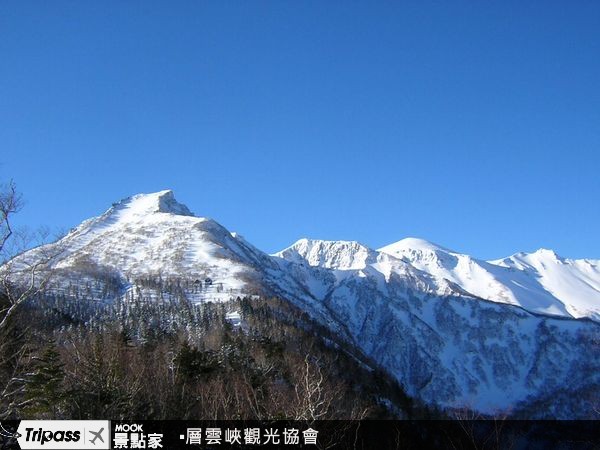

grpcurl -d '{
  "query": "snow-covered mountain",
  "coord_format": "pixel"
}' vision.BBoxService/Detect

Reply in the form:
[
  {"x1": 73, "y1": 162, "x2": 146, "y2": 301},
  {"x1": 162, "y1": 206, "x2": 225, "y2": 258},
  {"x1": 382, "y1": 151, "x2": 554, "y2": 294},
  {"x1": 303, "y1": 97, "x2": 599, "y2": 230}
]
[
  {"x1": 8, "y1": 190, "x2": 271, "y2": 303},
  {"x1": 379, "y1": 238, "x2": 600, "y2": 321},
  {"x1": 4, "y1": 191, "x2": 600, "y2": 418},
  {"x1": 277, "y1": 236, "x2": 600, "y2": 322}
]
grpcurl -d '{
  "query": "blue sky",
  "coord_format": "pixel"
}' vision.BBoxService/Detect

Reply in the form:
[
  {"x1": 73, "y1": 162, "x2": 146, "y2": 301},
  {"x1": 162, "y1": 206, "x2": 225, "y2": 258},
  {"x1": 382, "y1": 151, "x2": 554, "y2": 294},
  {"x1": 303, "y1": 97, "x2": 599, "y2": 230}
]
[{"x1": 1, "y1": 1, "x2": 599, "y2": 259}]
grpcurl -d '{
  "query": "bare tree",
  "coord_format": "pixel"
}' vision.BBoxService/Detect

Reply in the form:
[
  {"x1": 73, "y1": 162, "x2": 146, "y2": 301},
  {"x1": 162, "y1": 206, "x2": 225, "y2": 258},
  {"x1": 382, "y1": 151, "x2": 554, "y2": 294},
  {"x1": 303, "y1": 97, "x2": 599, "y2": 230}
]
[
  {"x1": 0, "y1": 180, "x2": 22, "y2": 259},
  {"x1": 0, "y1": 181, "x2": 72, "y2": 417},
  {"x1": 0, "y1": 242, "x2": 67, "y2": 331},
  {"x1": 449, "y1": 405, "x2": 515, "y2": 450},
  {"x1": 293, "y1": 354, "x2": 340, "y2": 421},
  {"x1": 0, "y1": 181, "x2": 70, "y2": 332}
]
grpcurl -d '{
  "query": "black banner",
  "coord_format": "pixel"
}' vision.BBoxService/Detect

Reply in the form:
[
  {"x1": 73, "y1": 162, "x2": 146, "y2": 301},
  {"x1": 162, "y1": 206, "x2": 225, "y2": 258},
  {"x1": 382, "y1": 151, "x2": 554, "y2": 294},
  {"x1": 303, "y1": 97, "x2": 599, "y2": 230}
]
[{"x1": 1, "y1": 420, "x2": 599, "y2": 450}]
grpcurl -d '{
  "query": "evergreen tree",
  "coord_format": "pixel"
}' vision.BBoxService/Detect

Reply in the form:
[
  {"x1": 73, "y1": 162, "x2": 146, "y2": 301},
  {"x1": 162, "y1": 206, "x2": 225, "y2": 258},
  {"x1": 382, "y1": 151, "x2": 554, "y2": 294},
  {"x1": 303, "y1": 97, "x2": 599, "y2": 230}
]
[{"x1": 23, "y1": 342, "x2": 66, "y2": 418}]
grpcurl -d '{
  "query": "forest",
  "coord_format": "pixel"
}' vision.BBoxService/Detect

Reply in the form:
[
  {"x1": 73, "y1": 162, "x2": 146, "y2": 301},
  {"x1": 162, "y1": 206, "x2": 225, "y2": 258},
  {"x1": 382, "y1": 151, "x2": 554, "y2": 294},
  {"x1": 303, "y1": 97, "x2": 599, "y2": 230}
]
[{"x1": 0, "y1": 293, "x2": 432, "y2": 420}]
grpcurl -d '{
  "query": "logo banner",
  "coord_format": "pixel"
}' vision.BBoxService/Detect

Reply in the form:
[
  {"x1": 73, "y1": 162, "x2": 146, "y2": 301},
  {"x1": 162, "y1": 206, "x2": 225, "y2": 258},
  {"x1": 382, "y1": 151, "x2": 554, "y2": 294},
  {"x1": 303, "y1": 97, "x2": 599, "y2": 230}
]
[{"x1": 16, "y1": 421, "x2": 110, "y2": 450}]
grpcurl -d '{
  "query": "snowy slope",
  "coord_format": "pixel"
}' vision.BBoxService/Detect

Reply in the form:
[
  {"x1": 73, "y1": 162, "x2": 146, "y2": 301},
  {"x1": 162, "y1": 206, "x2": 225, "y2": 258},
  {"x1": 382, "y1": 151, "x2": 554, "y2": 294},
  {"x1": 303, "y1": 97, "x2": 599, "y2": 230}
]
[
  {"x1": 4, "y1": 191, "x2": 600, "y2": 418},
  {"x1": 274, "y1": 238, "x2": 600, "y2": 416},
  {"x1": 7, "y1": 190, "x2": 265, "y2": 303},
  {"x1": 493, "y1": 249, "x2": 600, "y2": 321},
  {"x1": 379, "y1": 238, "x2": 600, "y2": 321},
  {"x1": 275, "y1": 238, "x2": 378, "y2": 270},
  {"x1": 274, "y1": 238, "x2": 463, "y2": 295}
]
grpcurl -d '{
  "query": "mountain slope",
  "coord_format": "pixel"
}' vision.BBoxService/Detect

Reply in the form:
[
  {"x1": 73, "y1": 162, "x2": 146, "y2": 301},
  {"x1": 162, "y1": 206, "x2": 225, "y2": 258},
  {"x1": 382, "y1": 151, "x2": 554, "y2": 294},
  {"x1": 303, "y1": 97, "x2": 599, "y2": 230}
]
[
  {"x1": 273, "y1": 239, "x2": 600, "y2": 416},
  {"x1": 9, "y1": 190, "x2": 265, "y2": 303},
  {"x1": 492, "y1": 249, "x2": 600, "y2": 320},
  {"x1": 379, "y1": 238, "x2": 600, "y2": 321}
]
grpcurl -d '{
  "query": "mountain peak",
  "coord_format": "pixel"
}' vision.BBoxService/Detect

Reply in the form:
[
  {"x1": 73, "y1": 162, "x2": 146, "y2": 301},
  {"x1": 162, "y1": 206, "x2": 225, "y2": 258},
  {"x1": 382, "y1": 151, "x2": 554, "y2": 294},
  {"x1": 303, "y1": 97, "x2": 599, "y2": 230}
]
[
  {"x1": 378, "y1": 237, "x2": 452, "y2": 255},
  {"x1": 113, "y1": 190, "x2": 194, "y2": 217},
  {"x1": 498, "y1": 248, "x2": 563, "y2": 266},
  {"x1": 532, "y1": 248, "x2": 560, "y2": 259},
  {"x1": 274, "y1": 238, "x2": 376, "y2": 270}
]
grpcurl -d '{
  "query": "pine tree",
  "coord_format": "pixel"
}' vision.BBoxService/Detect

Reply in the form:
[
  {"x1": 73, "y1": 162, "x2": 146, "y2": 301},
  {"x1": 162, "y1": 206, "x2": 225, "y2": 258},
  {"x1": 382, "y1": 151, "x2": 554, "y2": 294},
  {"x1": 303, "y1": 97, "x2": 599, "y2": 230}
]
[{"x1": 23, "y1": 342, "x2": 66, "y2": 418}]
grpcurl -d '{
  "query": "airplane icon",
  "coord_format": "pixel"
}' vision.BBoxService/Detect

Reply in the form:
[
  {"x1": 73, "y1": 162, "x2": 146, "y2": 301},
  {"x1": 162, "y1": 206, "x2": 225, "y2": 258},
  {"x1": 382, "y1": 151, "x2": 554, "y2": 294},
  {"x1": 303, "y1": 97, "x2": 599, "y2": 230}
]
[{"x1": 89, "y1": 427, "x2": 105, "y2": 445}]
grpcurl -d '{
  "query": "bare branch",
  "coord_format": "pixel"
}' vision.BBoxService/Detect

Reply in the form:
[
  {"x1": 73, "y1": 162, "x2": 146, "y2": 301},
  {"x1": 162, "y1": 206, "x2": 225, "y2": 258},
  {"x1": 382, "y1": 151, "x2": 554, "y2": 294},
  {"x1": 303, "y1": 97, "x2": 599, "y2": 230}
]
[
  {"x1": 0, "y1": 180, "x2": 23, "y2": 257},
  {"x1": 0, "y1": 184, "x2": 73, "y2": 333}
]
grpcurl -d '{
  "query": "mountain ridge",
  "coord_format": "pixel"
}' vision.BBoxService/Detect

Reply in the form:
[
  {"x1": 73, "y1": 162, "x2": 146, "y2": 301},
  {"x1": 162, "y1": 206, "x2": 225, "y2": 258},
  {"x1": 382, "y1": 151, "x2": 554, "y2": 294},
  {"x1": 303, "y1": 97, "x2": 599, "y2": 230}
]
[{"x1": 3, "y1": 190, "x2": 599, "y2": 418}]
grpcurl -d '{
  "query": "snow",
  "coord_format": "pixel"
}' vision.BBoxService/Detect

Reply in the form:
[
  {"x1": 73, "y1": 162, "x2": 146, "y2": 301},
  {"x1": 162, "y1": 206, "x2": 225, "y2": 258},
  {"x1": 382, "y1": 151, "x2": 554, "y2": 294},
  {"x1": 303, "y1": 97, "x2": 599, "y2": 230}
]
[
  {"x1": 274, "y1": 238, "x2": 377, "y2": 270},
  {"x1": 379, "y1": 238, "x2": 600, "y2": 321},
  {"x1": 492, "y1": 250, "x2": 600, "y2": 320},
  {"x1": 379, "y1": 237, "x2": 453, "y2": 254},
  {"x1": 18, "y1": 190, "x2": 256, "y2": 304},
  {"x1": 225, "y1": 311, "x2": 242, "y2": 327},
  {"x1": 275, "y1": 234, "x2": 600, "y2": 322}
]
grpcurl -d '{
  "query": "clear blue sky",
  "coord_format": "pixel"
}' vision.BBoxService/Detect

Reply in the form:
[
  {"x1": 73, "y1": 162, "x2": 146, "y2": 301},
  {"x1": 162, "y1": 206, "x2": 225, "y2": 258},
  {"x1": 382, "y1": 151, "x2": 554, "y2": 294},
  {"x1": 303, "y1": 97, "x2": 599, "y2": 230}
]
[{"x1": 1, "y1": 1, "x2": 599, "y2": 259}]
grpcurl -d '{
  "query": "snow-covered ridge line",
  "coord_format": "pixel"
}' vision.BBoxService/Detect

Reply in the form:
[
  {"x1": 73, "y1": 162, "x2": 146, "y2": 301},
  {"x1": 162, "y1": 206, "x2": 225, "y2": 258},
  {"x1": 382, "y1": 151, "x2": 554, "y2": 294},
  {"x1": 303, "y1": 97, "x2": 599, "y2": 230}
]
[
  {"x1": 8, "y1": 190, "x2": 600, "y2": 321},
  {"x1": 108, "y1": 190, "x2": 195, "y2": 217},
  {"x1": 274, "y1": 235, "x2": 600, "y2": 322}
]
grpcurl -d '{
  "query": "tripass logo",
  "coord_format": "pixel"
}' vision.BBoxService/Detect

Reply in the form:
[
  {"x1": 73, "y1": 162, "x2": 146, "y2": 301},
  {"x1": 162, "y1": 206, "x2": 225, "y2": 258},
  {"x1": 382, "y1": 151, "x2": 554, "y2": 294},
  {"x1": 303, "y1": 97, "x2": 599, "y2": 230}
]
[
  {"x1": 16, "y1": 421, "x2": 110, "y2": 450},
  {"x1": 22, "y1": 427, "x2": 80, "y2": 445}
]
